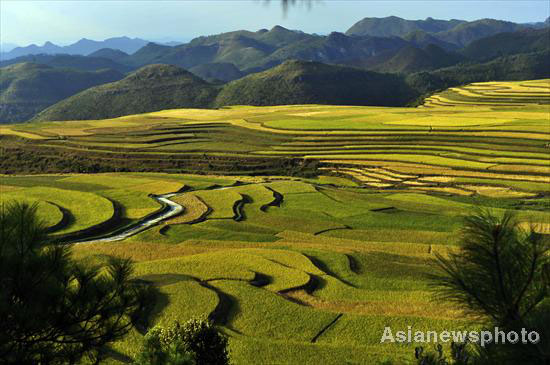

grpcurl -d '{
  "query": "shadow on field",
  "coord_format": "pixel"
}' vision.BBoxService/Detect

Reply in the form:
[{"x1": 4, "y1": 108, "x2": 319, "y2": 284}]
[
  {"x1": 303, "y1": 253, "x2": 357, "y2": 288},
  {"x1": 44, "y1": 201, "x2": 74, "y2": 233},
  {"x1": 134, "y1": 273, "x2": 188, "y2": 333}
]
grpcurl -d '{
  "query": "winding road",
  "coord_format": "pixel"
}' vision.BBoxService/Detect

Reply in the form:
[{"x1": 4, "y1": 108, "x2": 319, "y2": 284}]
[
  {"x1": 74, "y1": 185, "x2": 241, "y2": 244},
  {"x1": 74, "y1": 193, "x2": 183, "y2": 244}
]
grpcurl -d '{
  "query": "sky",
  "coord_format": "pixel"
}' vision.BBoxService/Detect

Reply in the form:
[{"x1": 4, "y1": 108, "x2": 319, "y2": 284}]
[{"x1": 1, "y1": 0, "x2": 549, "y2": 46}]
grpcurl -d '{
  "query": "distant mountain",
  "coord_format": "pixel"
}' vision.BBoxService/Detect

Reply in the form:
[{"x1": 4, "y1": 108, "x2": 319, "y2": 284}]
[
  {"x1": 365, "y1": 44, "x2": 465, "y2": 73},
  {"x1": 249, "y1": 31, "x2": 408, "y2": 71},
  {"x1": 159, "y1": 41, "x2": 186, "y2": 47},
  {"x1": 215, "y1": 60, "x2": 417, "y2": 107},
  {"x1": 1, "y1": 41, "x2": 63, "y2": 60},
  {"x1": 346, "y1": 16, "x2": 465, "y2": 37},
  {"x1": 0, "y1": 43, "x2": 19, "y2": 53},
  {"x1": 122, "y1": 27, "x2": 409, "y2": 74},
  {"x1": 114, "y1": 19, "x2": 540, "y2": 73},
  {"x1": 0, "y1": 54, "x2": 132, "y2": 73},
  {"x1": 1, "y1": 37, "x2": 149, "y2": 60},
  {"x1": 403, "y1": 31, "x2": 459, "y2": 51},
  {"x1": 87, "y1": 48, "x2": 130, "y2": 62},
  {"x1": 126, "y1": 42, "x2": 176, "y2": 67},
  {"x1": 406, "y1": 50, "x2": 550, "y2": 95},
  {"x1": 134, "y1": 26, "x2": 310, "y2": 70},
  {"x1": 522, "y1": 17, "x2": 550, "y2": 29},
  {"x1": 346, "y1": 16, "x2": 529, "y2": 47},
  {"x1": 434, "y1": 18, "x2": 525, "y2": 47},
  {"x1": 0, "y1": 63, "x2": 124, "y2": 123},
  {"x1": 462, "y1": 28, "x2": 550, "y2": 61},
  {"x1": 189, "y1": 62, "x2": 244, "y2": 82},
  {"x1": 33, "y1": 64, "x2": 218, "y2": 121}
]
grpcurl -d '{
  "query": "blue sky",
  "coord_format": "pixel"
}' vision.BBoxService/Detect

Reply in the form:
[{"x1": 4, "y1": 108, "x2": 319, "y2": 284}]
[{"x1": 1, "y1": 0, "x2": 549, "y2": 46}]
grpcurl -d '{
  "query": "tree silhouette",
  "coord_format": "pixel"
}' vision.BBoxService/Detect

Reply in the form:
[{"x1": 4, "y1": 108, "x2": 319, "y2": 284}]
[
  {"x1": 430, "y1": 210, "x2": 550, "y2": 364},
  {"x1": 0, "y1": 202, "x2": 156, "y2": 364}
]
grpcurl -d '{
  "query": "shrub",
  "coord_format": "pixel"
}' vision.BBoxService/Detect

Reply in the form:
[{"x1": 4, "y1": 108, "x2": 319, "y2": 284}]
[{"x1": 135, "y1": 318, "x2": 230, "y2": 365}]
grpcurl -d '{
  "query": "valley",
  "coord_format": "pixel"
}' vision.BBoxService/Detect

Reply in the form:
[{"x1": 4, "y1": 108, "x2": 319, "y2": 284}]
[{"x1": 1, "y1": 79, "x2": 549, "y2": 363}]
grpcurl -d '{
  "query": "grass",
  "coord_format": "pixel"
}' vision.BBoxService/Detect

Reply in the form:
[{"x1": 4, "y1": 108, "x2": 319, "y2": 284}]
[
  {"x1": 0, "y1": 186, "x2": 113, "y2": 234},
  {"x1": 192, "y1": 189, "x2": 243, "y2": 219},
  {"x1": 167, "y1": 194, "x2": 209, "y2": 224},
  {"x1": 0, "y1": 194, "x2": 63, "y2": 228}
]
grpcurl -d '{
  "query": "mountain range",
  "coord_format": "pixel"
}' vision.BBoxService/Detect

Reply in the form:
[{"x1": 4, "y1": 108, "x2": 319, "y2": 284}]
[
  {"x1": 346, "y1": 17, "x2": 534, "y2": 47},
  {"x1": 1, "y1": 37, "x2": 153, "y2": 60},
  {"x1": 1, "y1": 15, "x2": 549, "y2": 124},
  {"x1": 32, "y1": 50, "x2": 550, "y2": 123}
]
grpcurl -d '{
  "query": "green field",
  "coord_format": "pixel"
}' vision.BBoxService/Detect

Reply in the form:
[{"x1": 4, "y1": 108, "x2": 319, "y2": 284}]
[{"x1": 1, "y1": 80, "x2": 549, "y2": 364}]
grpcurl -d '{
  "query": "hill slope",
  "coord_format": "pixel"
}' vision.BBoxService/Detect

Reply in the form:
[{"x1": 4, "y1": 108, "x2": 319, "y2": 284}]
[
  {"x1": 0, "y1": 54, "x2": 132, "y2": 73},
  {"x1": 366, "y1": 44, "x2": 464, "y2": 73},
  {"x1": 215, "y1": 60, "x2": 416, "y2": 107},
  {"x1": 189, "y1": 62, "x2": 244, "y2": 82},
  {"x1": 434, "y1": 18, "x2": 526, "y2": 47},
  {"x1": 462, "y1": 28, "x2": 550, "y2": 61},
  {"x1": 406, "y1": 50, "x2": 550, "y2": 95},
  {"x1": 33, "y1": 64, "x2": 218, "y2": 121},
  {"x1": 87, "y1": 48, "x2": 130, "y2": 62},
  {"x1": 0, "y1": 63, "x2": 124, "y2": 123}
]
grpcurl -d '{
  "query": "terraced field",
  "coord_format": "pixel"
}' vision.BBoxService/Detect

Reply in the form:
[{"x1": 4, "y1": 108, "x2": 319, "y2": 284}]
[
  {"x1": 2, "y1": 79, "x2": 549, "y2": 194},
  {"x1": 1, "y1": 170, "x2": 548, "y2": 364},
  {"x1": 1, "y1": 79, "x2": 549, "y2": 364}
]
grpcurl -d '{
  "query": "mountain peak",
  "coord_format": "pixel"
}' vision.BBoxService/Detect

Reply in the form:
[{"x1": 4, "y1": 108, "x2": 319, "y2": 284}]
[
  {"x1": 128, "y1": 64, "x2": 193, "y2": 80},
  {"x1": 271, "y1": 25, "x2": 290, "y2": 32}
]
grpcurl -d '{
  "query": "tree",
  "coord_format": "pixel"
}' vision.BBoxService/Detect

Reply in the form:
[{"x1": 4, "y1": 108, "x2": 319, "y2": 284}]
[
  {"x1": 135, "y1": 318, "x2": 230, "y2": 365},
  {"x1": 0, "y1": 202, "x2": 156, "y2": 364},
  {"x1": 134, "y1": 326, "x2": 195, "y2": 365},
  {"x1": 429, "y1": 209, "x2": 550, "y2": 364}
]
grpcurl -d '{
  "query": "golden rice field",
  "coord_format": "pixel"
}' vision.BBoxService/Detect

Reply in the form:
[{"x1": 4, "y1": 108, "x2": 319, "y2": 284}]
[{"x1": 1, "y1": 79, "x2": 549, "y2": 364}]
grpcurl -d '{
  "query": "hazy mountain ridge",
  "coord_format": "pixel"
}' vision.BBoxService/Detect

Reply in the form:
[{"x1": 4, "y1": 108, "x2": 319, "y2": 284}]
[{"x1": 1, "y1": 37, "x2": 150, "y2": 60}]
